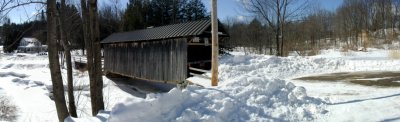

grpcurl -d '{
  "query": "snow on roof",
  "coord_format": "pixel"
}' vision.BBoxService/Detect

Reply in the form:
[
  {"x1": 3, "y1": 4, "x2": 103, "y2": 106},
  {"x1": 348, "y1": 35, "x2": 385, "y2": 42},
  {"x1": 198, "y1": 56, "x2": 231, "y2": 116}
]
[
  {"x1": 21, "y1": 38, "x2": 39, "y2": 43},
  {"x1": 25, "y1": 43, "x2": 36, "y2": 47}
]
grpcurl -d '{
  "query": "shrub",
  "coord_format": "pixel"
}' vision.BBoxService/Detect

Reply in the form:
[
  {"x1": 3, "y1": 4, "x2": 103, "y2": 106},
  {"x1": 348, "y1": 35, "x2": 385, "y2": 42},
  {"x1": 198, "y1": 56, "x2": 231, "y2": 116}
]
[
  {"x1": 0, "y1": 96, "x2": 18, "y2": 121},
  {"x1": 339, "y1": 47, "x2": 355, "y2": 56},
  {"x1": 389, "y1": 50, "x2": 400, "y2": 60}
]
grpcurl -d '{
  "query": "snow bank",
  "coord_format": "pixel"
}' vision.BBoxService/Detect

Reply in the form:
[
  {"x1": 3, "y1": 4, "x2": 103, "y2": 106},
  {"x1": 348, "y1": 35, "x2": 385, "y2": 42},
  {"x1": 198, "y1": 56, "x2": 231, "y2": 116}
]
[
  {"x1": 65, "y1": 111, "x2": 110, "y2": 122},
  {"x1": 219, "y1": 50, "x2": 400, "y2": 80},
  {"x1": 218, "y1": 54, "x2": 344, "y2": 79},
  {"x1": 110, "y1": 76, "x2": 326, "y2": 122},
  {"x1": 111, "y1": 49, "x2": 400, "y2": 121}
]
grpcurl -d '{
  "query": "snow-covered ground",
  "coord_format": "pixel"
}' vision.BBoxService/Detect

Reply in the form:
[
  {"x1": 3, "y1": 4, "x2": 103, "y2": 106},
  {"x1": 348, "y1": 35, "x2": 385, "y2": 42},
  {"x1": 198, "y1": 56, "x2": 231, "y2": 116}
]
[
  {"x1": 0, "y1": 53, "x2": 132, "y2": 121},
  {"x1": 190, "y1": 48, "x2": 400, "y2": 121},
  {"x1": 1, "y1": 48, "x2": 400, "y2": 121}
]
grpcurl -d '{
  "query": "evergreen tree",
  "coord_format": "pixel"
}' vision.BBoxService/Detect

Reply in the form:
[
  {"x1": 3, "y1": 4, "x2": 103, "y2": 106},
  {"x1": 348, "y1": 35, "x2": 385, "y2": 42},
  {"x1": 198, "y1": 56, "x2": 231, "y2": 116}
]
[
  {"x1": 61, "y1": 4, "x2": 83, "y2": 49},
  {"x1": 2, "y1": 23, "x2": 21, "y2": 53},
  {"x1": 40, "y1": 10, "x2": 46, "y2": 21},
  {"x1": 184, "y1": 0, "x2": 208, "y2": 22},
  {"x1": 122, "y1": 0, "x2": 208, "y2": 30},
  {"x1": 123, "y1": 0, "x2": 146, "y2": 31},
  {"x1": 35, "y1": 10, "x2": 47, "y2": 45},
  {"x1": 1, "y1": 12, "x2": 50, "y2": 52}
]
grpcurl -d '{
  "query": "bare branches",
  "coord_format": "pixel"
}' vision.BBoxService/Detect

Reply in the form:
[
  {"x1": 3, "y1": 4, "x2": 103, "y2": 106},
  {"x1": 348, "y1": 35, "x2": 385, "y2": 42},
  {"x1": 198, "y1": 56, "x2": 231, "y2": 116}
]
[
  {"x1": 0, "y1": 0, "x2": 46, "y2": 20},
  {"x1": 230, "y1": 0, "x2": 400, "y2": 56},
  {"x1": 240, "y1": 0, "x2": 311, "y2": 56}
]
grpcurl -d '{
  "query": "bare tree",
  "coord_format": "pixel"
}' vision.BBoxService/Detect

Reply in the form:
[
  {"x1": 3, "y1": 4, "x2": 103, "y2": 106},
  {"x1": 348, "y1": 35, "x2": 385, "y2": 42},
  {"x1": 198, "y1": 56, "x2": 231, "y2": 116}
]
[
  {"x1": 241, "y1": 0, "x2": 309, "y2": 56},
  {"x1": 0, "y1": 0, "x2": 71, "y2": 121},
  {"x1": 57, "y1": 0, "x2": 77, "y2": 117},
  {"x1": 393, "y1": 0, "x2": 400, "y2": 32},
  {"x1": 81, "y1": 0, "x2": 104, "y2": 115},
  {"x1": 392, "y1": 1, "x2": 400, "y2": 45},
  {"x1": 99, "y1": 0, "x2": 124, "y2": 39},
  {"x1": 47, "y1": 0, "x2": 70, "y2": 121},
  {"x1": 0, "y1": 0, "x2": 46, "y2": 20}
]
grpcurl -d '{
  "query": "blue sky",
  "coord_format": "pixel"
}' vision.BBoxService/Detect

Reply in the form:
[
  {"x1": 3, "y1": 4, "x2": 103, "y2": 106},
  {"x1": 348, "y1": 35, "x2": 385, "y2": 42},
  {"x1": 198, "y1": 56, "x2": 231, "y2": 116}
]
[
  {"x1": 202, "y1": 0, "x2": 343, "y2": 22},
  {"x1": 6, "y1": 0, "x2": 343, "y2": 24},
  {"x1": 6, "y1": 2, "x2": 44, "y2": 23}
]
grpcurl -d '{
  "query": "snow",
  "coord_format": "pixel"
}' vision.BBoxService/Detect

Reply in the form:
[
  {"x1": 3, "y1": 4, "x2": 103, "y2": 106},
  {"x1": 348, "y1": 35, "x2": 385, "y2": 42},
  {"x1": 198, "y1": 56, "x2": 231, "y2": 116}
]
[
  {"x1": 1, "y1": 48, "x2": 400, "y2": 121},
  {"x1": 216, "y1": 49, "x2": 400, "y2": 81},
  {"x1": 189, "y1": 48, "x2": 400, "y2": 121},
  {"x1": 0, "y1": 54, "x2": 132, "y2": 121},
  {"x1": 25, "y1": 43, "x2": 36, "y2": 48},
  {"x1": 65, "y1": 111, "x2": 110, "y2": 122},
  {"x1": 293, "y1": 78, "x2": 400, "y2": 121},
  {"x1": 109, "y1": 78, "x2": 326, "y2": 122},
  {"x1": 0, "y1": 54, "x2": 54, "y2": 121},
  {"x1": 20, "y1": 38, "x2": 39, "y2": 43},
  {"x1": 19, "y1": 38, "x2": 41, "y2": 47}
]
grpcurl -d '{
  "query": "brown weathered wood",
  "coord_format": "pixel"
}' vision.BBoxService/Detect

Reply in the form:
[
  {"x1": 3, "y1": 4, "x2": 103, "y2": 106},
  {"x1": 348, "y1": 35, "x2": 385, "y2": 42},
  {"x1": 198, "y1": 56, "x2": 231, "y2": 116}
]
[
  {"x1": 106, "y1": 65, "x2": 181, "y2": 84},
  {"x1": 188, "y1": 43, "x2": 211, "y2": 46},
  {"x1": 103, "y1": 39, "x2": 187, "y2": 82}
]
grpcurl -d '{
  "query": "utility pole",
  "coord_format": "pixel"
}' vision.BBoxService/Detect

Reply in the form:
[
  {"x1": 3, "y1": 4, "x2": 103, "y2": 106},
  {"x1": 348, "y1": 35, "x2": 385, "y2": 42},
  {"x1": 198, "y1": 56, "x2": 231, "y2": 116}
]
[{"x1": 211, "y1": 0, "x2": 218, "y2": 86}]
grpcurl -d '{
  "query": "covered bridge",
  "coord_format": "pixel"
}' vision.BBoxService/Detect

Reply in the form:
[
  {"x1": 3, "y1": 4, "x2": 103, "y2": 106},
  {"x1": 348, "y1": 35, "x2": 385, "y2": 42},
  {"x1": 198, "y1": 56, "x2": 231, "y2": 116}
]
[{"x1": 101, "y1": 19, "x2": 228, "y2": 83}]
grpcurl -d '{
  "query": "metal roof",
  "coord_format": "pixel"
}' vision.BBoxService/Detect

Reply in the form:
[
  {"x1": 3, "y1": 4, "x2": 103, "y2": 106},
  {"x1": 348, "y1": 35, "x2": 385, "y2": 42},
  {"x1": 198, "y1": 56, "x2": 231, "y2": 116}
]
[{"x1": 101, "y1": 19, "x2": 225, "y2": 44}]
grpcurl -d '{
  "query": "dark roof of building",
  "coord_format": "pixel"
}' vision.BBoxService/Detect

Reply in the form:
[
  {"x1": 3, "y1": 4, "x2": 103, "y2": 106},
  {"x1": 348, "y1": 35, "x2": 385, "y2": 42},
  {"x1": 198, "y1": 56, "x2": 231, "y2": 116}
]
[{"x1": 101, "y1": 19, "x2": 227, "y2": 44}]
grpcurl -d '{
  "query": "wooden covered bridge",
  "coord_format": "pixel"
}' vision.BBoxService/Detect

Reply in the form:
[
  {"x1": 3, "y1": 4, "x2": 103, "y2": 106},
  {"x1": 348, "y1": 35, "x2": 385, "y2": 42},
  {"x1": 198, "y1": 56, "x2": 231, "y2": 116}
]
[{"x1": 101, "y1": 19, "x2": 228, "y2": 84}]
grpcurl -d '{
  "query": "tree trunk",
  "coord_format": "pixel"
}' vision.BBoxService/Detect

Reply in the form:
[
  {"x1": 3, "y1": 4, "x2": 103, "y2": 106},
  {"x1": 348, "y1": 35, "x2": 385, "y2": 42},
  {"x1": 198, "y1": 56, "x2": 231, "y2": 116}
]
[
  {"x1": 280, "y1": 25, "x2": 284, "y2": 56},
  {"x1": 47, "y1": 0, "x2": 69, "y2": 121},
  {"x1": 65, "y1": 49, "x2": 77, "y2": 116},
  {"x1": 59, "y1": 0, "x2": 77, "y2": 117},
  {"x1": 276, "y1": 30, "x2": 280, "y2": 56},
  {"x1": 269, "y1": 44, "x2": 273, "y2": 55},
  {"x1": 276, "y1": 0, "x2": 281, "y2": 56},
  {"x1": 87, "y1": 0, "x2": 105, "y2": 115}
]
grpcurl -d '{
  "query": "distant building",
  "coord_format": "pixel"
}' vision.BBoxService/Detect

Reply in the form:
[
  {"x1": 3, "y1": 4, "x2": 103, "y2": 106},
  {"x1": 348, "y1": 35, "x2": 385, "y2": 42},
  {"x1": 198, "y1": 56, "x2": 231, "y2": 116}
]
[{"x1": 17, "y1": 38, "x2": 47, "y2": 53}]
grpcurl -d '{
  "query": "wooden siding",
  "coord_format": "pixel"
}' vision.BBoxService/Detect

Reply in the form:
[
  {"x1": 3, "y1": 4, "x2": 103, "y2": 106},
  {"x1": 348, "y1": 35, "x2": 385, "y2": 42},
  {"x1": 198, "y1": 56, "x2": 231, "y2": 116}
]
[{"x1": 103, "y1": 38, "x2": 188, "y2": 83}]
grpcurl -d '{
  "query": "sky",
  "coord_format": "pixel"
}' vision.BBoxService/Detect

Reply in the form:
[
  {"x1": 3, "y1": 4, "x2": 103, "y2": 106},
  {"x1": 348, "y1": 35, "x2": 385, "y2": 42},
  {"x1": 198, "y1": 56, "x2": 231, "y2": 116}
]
[
  {"x1": 201, "y1": 0, "x2": 344, "y2": 22},
  {"x1": 6, "y1": 0, "x2": 343, "y2": 24}
]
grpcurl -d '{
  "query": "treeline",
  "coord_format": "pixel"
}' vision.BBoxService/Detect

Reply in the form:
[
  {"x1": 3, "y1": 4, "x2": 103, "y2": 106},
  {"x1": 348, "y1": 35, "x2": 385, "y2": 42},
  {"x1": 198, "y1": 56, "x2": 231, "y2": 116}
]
[
  {"x1": 99, "y1": 0, "x2": 208, "y2": 40},
  {"x1": 225, "y1": 0, "x2": 400, "y2": 56},
  {"x1": 1, "y1": 0, "x2": 208, "y2": 52},
  {"x1": 1, "y1": 12, "x2": 46, "y2": 53},
  {"x1": 1, "y1": 4, "x2": 82, "y2": 53},
  {"x1": 123, "y1": 0, "x2": 208, "y2": 31}
]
